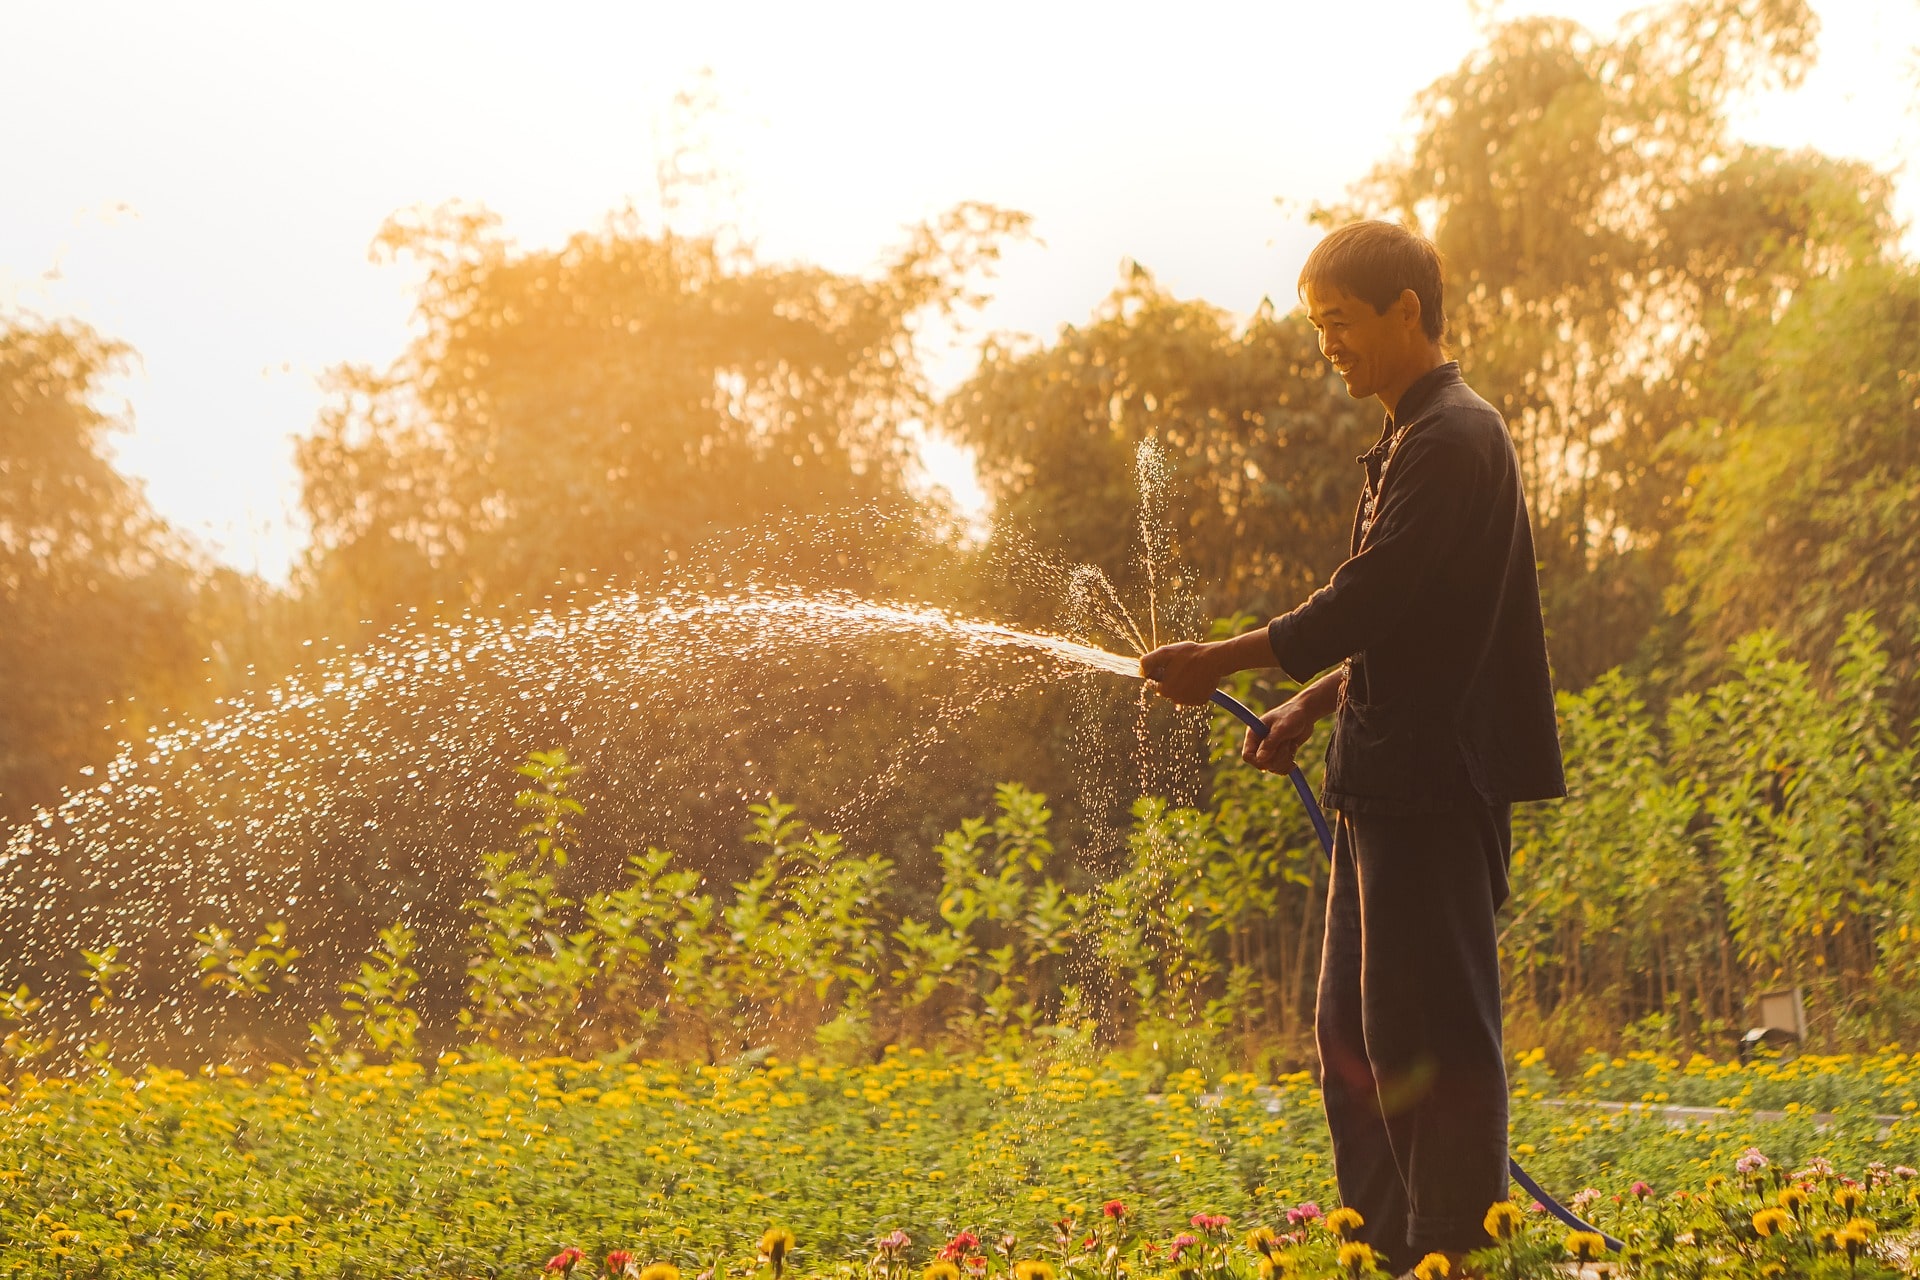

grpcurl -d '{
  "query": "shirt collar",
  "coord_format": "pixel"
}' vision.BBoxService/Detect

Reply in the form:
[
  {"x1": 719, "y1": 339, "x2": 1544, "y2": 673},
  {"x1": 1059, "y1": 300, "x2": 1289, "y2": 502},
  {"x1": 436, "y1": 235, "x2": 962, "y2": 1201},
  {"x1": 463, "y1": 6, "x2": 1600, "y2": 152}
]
[
  {"x1": 1385, "y1": 360, "x2": 1460, "y2": 431},
  {"x1": 1359, "y1": 362, "x2": 1461, "y2": 468}
]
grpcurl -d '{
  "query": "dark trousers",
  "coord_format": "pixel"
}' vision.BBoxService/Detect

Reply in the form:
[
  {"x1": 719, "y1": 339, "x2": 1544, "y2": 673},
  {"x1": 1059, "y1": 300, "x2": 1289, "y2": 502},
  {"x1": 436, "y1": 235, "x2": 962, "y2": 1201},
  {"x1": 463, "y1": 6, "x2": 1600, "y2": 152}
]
[{"x1": 1315, "y1": 800, "x2": 1512, "y2": 1267}]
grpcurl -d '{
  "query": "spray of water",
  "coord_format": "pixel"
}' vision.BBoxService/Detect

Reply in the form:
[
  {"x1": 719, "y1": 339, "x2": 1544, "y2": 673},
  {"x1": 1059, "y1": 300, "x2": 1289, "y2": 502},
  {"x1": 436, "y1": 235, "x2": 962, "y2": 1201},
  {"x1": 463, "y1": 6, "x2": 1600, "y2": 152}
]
[{"x1": 0, "y1": 581, "x2": 1165, "y2": 1058}]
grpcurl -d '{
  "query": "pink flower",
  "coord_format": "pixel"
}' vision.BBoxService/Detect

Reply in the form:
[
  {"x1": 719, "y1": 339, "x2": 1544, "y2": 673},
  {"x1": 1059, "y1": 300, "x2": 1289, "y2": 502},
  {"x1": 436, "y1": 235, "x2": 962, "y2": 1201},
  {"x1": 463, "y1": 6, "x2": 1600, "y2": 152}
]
[
  {"x1": 1168, "y1": 1234, "x2": 1201, "y2": 1264},
  {"x1": 1736, "y1": 1148, "x2": 1770, "y2": 1175},
  {"x1": 1895, "y1": 1167, "x2": 1918, "y2": 1179},
  {"x1": 545, "y1": 1248, "x2": 585, "y2": 1274},
  {"x1": 1285, "y1": 1202, "x2": 1322, "y2": 1226},
  {"x1": 1189, "y1": 1213, "x2": 1230, "y2": 1233},
  {"x1": 962, "y1": 1259, "x2": 987, "y2": 1279},
  {"x1": 1630, "y1": 1181, "x2": 1653, "y2": 1198},
  {"x1": 1528, "y1": 1200, "x2": 1545, "y2": 1213},
  {"x1": 879, "y1": 1230, "x2": 911, "y2": 1255}
]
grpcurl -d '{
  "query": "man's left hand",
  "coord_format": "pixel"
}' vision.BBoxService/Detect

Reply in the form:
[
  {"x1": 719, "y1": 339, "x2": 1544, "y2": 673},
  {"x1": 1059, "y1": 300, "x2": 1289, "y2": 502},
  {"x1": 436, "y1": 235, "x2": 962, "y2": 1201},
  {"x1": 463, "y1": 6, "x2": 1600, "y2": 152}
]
[{"x1": 1140, "y1": 641, "x2": 1223, "y2": 706}]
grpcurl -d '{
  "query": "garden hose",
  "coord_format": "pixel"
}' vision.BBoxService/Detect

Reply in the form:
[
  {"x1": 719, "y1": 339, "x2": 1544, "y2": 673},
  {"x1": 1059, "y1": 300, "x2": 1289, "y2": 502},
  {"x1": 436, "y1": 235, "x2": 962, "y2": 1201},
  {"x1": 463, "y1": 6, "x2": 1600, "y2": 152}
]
[{"x1": 1207, "y1": 688, "x2": 1625, "y2": 1253}]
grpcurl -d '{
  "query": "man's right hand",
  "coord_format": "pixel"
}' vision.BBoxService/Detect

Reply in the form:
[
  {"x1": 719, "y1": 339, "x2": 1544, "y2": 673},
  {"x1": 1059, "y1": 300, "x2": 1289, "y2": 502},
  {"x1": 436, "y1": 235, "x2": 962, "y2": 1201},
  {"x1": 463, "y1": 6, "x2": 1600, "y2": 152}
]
[{"x1": 1243, "y1": 695, "x2": 1320, "y2": 776}]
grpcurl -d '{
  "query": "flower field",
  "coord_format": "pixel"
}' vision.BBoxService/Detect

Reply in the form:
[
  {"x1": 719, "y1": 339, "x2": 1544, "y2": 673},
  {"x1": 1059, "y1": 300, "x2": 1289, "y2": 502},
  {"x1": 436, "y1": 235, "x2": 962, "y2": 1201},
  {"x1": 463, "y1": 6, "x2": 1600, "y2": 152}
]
[{"x1": 3, "y1": 1049, "x2": 1919, "y2": 1278}]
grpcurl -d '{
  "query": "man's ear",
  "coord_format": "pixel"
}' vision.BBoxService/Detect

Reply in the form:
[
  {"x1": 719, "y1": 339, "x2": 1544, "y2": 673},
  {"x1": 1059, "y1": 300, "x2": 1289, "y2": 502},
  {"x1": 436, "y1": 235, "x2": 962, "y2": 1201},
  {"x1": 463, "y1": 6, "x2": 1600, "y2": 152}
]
[{"x1": 1398, "y1": 288, "x2": 1423, "y2": 333}]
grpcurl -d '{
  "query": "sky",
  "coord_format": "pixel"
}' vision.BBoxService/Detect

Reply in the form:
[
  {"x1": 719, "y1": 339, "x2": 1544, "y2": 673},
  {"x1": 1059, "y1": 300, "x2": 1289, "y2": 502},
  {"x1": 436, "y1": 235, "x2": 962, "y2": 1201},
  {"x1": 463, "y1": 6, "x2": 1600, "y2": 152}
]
[{"x1": 3, "y1": 0, "x2": 1917, "y2": 584}]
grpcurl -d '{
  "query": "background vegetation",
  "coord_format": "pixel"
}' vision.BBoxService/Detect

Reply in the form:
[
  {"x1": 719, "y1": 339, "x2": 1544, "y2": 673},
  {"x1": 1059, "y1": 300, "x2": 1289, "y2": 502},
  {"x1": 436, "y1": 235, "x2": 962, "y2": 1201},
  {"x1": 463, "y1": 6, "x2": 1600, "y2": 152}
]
[{"x1": 4, "y1": 0, "x2": 1920, "y2": 1064}]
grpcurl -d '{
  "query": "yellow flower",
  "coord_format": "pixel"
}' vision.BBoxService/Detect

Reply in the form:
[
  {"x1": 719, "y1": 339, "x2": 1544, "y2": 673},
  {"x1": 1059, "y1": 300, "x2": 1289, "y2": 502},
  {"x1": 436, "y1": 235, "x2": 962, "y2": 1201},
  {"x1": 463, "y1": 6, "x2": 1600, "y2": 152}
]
[
  {"x1": 1257, "y1": 1255, "x2": 1294, "y2": 1280},
  {"x1": 1843, "y1": 1216, "x2": 1877, "y2": 1238},
  {"x1": 1564, "y1": 1231, "x2": 1605, "y2": 1263},
  {"x1": 639, "y1": 1265, "x2": 680, "y2": 1280},
  {"x1": 924, "y1": 1264, "x2": 961, "y2": 1280},
  {"x1": 1012, "y1": 1262, "x2": 1056, "y2": 1280},
  {"x1": 113, "y1": 1209, "x2": 137, "y2": 1223},
  {"x1": 1336, "y1": 1241, "x2": 1378, "y2": 1276},
  {"x1": 1829, "y1": 1227, "x2": 1871, "y2": 1261},
  {"x1": 1325, "y1": 1207, "x2": 1365, "y2": 1240},
  {"x1": 1245, "y1": 1227, "x2": 1279, "y2": 1257},
  {"x1": 1411, "y1": 1254, "x2": 1451, "y2": 1280},
  {"x1": 761, "y1": 1226, "x2": 797, "y2": 1278},
  {"x1": 1834, "y1": 1185, "x2": 1865, "y2": 1214},
  {"x1": 1752, "y1": 1208, "x2": 1793, "y2": 1238},
  {"x1": 1777, "y1": 1186, "x2": 1809, "y2": 1214},
  {"x1": 1483, "y1": 1202, "x2": 1523, "y2": 1242}
]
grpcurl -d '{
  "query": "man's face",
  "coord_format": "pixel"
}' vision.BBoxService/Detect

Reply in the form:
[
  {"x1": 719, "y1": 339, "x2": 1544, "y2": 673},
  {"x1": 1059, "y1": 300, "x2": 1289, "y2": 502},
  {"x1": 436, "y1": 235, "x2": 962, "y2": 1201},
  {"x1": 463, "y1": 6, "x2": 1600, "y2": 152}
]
[{"x1": 1303, "y1": 282, "x2": 1413, "y2": 402}]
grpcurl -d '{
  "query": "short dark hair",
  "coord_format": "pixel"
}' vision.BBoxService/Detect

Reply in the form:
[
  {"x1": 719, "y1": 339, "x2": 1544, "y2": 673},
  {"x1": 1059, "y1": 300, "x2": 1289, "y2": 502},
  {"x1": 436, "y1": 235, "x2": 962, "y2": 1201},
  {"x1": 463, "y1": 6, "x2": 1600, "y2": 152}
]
[{"x1": 1298, "y1": 221, "x2": 1446, "y2": 342}]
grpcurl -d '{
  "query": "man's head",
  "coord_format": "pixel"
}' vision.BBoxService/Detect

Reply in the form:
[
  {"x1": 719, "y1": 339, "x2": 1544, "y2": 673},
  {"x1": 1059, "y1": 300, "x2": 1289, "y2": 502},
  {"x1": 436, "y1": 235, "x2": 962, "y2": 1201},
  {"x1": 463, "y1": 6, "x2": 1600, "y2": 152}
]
[{"x1": 1298, "y1": 221, "x2": 1446, "y2": 407}]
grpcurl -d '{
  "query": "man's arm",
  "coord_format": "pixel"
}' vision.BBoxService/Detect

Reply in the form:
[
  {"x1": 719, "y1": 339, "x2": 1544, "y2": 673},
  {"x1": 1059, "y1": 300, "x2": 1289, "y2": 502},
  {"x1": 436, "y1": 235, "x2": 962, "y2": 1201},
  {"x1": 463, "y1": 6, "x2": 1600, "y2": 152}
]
[
  {"x1": 1143, "y1": 430, "x2": 1473, "y2": 721},
  {"x1": 1266, "y1": 430, "x2": 1479, "y2": 680},
  {"x1": 1137, "y1": 626, "x2": 1280, "y2": 705},
  {"x1": 1242, "y1": 664, "x2": 1345, "y2": 775}
]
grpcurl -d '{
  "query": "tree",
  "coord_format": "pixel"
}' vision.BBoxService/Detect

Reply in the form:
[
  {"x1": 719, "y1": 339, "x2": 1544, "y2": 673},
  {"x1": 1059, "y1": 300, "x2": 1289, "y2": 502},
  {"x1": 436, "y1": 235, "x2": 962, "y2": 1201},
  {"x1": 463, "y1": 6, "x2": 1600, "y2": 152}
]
[
  {"x1": 1343, "y1": 0, "x2": 1896, "y2": 686},
  {"x1": 1670, "y1": 262, "x2": 1920, "y2": 700},
  {"x1": 946, "y1": 265, "x2": 1375, "y2": 641},
  {"x1": 296, "y1": 200, "x2": 1027, "y2": 623},
  {"x1": 0, "y1": 319, "x2": 207, "y2": 821}
]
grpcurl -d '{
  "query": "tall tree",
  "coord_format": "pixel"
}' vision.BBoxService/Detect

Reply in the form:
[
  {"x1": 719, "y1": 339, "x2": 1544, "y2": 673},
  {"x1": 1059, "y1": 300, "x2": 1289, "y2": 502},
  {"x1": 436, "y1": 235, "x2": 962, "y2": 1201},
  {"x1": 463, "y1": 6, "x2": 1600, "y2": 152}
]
[
  {"x1": 1670, "y1": 261, "x2": 1920, "y2": 697},
  {"x1": 0, "y1": 320, "x2": 205, "y2": 821},
  {"x1": 297, "y1": 201, "x2": 1026, "y2": 622},
  {"x1": 1344, "y1": 0, "x2": 1896, "y2": 686}
]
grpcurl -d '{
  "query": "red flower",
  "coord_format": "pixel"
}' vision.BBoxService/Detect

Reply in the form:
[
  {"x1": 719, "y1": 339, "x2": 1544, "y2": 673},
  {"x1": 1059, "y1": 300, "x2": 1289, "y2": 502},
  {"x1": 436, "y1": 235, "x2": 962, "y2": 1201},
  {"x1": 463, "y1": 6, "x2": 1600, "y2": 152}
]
[
  {"x1": 962, "y1": 1258, "x2": 988, "y2": 1278},
  {"x1": 606, "y1": 1251, "x2": 634, "y2": 1276},
  {"x1": 545, "y1": 1248, "x2": 585, "y2": 1274},
  {"x1": 942, "y1": 1232, "x2": 981, "y2": 1262},
  {"x1": 1103, "y1": 1200, "x2": 1127, "y2": 1220},
  {"x1": 1189, "y1": 1214, "x2": 1229, "y2": 1233}
]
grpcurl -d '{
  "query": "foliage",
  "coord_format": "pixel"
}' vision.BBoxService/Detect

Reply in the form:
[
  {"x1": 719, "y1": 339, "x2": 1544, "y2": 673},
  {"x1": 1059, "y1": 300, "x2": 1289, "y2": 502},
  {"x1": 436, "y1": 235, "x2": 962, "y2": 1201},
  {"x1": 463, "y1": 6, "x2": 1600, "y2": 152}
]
[
  {"x1": 296, "y1": 201, "x2": 1027, "y2": 623},
  {"x1": 193, "y1": 922, "x2": 300, "y2": 998},
  {"x1": 1344, "y1": 0, "x2": 1899, "y2": 686},
  {"x1": 945, "y1": 267, "x2": 1375, "y2": 635},
  {"x1": 2, "y1": 1051, "x2": 1917, "y2": 1279},
  {"x1": 340, "y1": 924, "x2": 423, "y2": 1065},
  {"x1": 0, "y1": 319, "x2": 214, "y2": 822},
  {"x1": 1510, "y1": 613, "x2": 1920, "y2": 1056},
  {"x1": 1670, "y1": 261, "x2": 1920, "y2": 702}
]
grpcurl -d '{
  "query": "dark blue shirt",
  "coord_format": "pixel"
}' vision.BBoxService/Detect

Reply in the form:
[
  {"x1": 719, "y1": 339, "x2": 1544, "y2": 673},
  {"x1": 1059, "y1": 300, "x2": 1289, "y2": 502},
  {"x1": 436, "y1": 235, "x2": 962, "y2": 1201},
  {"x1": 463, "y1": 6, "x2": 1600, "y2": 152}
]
[{"x1": 1267, "y1": 362, "x2": 1566, "y2": 813}]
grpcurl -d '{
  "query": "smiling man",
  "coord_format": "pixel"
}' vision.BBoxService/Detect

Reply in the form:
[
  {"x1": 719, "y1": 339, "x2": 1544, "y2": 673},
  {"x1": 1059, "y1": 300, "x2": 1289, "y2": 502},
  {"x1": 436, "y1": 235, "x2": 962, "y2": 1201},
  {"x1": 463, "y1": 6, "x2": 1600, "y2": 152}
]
[{"x1": 1141, "y1": 220, "x2": 1565, "y2": 1273}]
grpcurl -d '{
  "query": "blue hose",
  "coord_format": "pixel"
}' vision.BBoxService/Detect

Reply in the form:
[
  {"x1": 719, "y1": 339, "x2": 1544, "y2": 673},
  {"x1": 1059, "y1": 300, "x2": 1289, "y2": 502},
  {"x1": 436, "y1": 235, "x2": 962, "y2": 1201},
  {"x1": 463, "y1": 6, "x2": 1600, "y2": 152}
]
[{"x1": 1208, "y1": 687, "x2": 1622, "y2": 1253}]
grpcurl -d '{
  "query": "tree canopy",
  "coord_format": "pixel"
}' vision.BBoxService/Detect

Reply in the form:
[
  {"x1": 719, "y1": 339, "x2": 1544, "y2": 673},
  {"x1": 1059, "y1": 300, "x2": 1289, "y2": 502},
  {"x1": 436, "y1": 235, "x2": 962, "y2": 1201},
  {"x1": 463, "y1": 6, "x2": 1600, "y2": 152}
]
[
  {"x1": 0, "y1": 321, "x2": 207, "y2": 821},
  {"x1": 297, "y1": 201, "x2": 1027, "y2": 623},
  {"x1": 1344, "y1": 0, "x2": 1897, "y2": 686}
]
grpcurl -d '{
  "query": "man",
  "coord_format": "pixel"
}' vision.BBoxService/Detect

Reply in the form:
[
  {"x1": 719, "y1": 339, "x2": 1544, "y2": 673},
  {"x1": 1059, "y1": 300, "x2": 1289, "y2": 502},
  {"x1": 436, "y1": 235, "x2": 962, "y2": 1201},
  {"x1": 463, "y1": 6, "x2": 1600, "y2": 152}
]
[{"x1": 1141, "y1": 220, "x2": 1564, "y2": 1274}]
